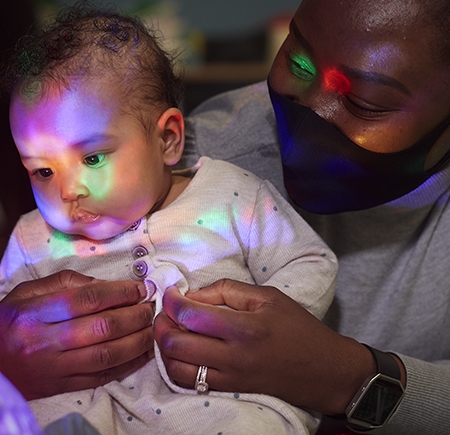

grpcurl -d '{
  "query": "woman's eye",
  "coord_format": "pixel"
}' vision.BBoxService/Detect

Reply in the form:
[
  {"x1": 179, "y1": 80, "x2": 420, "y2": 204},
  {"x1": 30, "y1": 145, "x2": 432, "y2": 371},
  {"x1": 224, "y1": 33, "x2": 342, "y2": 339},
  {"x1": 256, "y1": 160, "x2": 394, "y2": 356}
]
[
  {"x1": 84, "y1": 153, "x2": 106, "y2": 167},
  {"x1": 343, "y1": 96, "x2": 392, "y2": 118},
  {"x1": 288, "y1": 54, "x2": 316, "y2": 81},
  {"x1": 36, "y1": 168, "x2": 54, "y2": 178}
]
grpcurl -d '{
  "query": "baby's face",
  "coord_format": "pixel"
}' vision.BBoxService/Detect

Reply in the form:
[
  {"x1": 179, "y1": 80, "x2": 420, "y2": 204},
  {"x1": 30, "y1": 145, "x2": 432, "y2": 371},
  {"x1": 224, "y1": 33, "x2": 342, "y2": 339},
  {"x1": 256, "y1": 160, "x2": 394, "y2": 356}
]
[{"x1": 10, "y1": 80, "x2": 172, "y2": 240}]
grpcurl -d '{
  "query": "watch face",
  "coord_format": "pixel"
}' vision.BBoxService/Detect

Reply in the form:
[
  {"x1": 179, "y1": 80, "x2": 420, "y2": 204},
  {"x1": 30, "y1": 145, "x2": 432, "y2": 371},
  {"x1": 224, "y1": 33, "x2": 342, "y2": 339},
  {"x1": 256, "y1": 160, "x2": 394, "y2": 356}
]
[{"x1": 348, "y1": 375, "x2": 405, "y2": 427}]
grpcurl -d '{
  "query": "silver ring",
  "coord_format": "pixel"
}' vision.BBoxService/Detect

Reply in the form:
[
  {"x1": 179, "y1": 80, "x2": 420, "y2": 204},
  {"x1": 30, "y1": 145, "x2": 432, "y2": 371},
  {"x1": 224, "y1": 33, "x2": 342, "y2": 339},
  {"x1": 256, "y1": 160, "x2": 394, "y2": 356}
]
[{"x1": 195, "y1": 365, "x2": 209, "y2": 394}]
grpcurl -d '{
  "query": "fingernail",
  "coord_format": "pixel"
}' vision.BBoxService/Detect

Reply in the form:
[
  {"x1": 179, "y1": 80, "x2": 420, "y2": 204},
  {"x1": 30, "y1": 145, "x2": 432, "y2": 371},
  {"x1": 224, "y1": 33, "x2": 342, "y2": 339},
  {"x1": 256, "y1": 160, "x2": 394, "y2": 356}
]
[{"x1": 137, "y1": 283, "x2": 148, "y2": 299}]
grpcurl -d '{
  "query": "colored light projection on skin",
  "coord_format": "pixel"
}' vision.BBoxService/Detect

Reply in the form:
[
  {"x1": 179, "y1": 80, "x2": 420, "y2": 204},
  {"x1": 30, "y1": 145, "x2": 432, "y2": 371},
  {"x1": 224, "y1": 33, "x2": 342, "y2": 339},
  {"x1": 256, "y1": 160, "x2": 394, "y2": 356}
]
[
  {"x1": 290, "y1": 54, "x2": 316, "y2": 81},
  {"x1": 323, "y1": 68, "x2": 352, "y2": 94}
]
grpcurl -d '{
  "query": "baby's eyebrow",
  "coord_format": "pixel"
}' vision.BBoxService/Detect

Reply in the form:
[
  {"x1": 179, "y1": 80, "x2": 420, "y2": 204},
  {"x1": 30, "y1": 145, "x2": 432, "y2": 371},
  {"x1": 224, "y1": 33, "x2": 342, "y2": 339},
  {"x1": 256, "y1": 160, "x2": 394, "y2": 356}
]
[{"x1": 71, "y1": 134, "x2": 114, "y2": 149}]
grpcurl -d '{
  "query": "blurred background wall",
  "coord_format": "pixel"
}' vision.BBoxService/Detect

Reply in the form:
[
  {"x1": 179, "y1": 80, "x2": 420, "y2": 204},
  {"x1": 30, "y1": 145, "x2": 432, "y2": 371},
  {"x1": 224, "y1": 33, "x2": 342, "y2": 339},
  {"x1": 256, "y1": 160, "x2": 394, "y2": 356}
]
[{"x1": 0, "y1": 0, "x2": 298, "y2": 253}]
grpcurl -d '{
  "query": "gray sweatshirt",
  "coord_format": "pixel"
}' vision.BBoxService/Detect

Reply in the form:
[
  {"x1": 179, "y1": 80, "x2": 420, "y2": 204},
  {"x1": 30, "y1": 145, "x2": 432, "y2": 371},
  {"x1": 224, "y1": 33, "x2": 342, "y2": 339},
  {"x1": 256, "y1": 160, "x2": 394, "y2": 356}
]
[{"x1": 182, "y1": 81, "x2": 450, "y2": 435}]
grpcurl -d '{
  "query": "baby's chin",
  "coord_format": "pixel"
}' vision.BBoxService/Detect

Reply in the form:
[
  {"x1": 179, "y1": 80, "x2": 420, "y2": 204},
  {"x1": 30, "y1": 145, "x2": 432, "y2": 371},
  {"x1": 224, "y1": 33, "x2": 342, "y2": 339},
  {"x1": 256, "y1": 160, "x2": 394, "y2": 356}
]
[{"x1": 49, "y1": 218, "x2": 130, "y2": 241}]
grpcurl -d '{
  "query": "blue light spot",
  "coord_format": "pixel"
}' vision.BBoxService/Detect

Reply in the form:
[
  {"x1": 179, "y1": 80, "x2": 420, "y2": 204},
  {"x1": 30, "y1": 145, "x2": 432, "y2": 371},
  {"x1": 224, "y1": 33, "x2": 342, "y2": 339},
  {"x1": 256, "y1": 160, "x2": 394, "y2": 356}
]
[
  {"x1": 204, "y1": 401, "x2": 210, "y2": 407},
  {"x1": 284, "y1": 284, "x2": 290, "y2": 288},
  {"x1": 262, "y1": 267, "x2": 267, "y2": 272},
  {"x1": 156, "y1": 409, "x2": 161, "y2": 415},
  {"x1": 320, "y1": 253, "x2": 326, "y2": 257},
  {"x1": 198, "y1": 220, "x2": 203, "y2": 225},
  {"x1": 234, "y1": 393, "x2": 240, "y2": 399},
  {"x1": 234, "y1": 192, "x2": 239, "y2": 196}
]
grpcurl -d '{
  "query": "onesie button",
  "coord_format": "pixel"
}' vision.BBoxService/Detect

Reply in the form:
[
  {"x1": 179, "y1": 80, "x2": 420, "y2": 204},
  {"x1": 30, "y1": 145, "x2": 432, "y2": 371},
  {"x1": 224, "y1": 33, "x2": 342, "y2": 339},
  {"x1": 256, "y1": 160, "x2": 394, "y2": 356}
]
[
  {"x1": 132, "y1": 246, "x2": 148, "y2": 259},
  {"x1": 132, "y1": 261, "x2": 148, "y2": 277}
]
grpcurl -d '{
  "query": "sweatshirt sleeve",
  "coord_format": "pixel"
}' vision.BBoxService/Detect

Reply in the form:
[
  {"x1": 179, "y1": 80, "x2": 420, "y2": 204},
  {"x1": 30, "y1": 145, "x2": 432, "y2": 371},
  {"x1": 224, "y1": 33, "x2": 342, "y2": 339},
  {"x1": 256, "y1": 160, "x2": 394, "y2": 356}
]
[
  {"x1": 245, "y1": 180, "x2": 337, "y2": 320},
  {"x1": 381, "y1": 354, "x2": 450, "y2": 435}
]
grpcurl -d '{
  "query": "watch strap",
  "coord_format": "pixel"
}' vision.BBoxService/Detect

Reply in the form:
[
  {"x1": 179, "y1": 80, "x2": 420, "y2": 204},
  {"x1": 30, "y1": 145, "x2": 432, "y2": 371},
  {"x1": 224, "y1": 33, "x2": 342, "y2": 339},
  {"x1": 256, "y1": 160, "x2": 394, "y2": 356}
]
[
  {"x1": 362, "y1": 344, "x2": 401, "y2": 380},
  {"x1": 321, "y1": 345, "x2": 404, "y2": 433}
]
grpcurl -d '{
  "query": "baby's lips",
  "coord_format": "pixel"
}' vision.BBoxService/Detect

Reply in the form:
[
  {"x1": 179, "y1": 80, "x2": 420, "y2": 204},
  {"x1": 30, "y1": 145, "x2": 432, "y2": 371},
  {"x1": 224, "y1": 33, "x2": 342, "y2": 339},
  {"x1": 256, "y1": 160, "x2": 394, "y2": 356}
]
[{"x1": 71, "y1": 210, "x2": 100, "y2": 223}]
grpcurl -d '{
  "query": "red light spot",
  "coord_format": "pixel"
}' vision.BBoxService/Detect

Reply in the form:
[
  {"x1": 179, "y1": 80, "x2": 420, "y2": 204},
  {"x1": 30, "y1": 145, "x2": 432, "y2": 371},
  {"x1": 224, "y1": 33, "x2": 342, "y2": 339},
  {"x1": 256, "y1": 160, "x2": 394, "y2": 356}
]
[{"x1": 324, "y1": 68, "x2": 352, "y2": 94}]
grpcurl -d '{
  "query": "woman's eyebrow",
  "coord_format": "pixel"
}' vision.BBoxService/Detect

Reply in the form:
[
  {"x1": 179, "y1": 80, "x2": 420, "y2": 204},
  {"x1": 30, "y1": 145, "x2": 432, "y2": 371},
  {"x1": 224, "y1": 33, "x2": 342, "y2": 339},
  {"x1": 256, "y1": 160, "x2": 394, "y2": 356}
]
[
  {"x1": 340, "y1": 65, "x2": 411, "y2": 95},
  {"x1": 289, "y1": 19, "x2": 314, "y2": 53}
]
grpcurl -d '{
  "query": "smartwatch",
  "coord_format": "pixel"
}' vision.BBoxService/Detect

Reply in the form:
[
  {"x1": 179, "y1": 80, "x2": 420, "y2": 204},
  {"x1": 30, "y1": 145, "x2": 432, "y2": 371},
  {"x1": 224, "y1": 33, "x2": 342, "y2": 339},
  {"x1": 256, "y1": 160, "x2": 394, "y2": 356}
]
[{"x1": 345, "y1": 344, "x2": 405, "y2": 432}]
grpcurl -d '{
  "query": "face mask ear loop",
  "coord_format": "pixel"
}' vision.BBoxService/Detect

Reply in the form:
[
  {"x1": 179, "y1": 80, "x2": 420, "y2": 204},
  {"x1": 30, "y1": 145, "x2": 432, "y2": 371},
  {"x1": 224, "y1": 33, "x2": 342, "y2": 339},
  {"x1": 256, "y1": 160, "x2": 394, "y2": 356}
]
[{"x1": 424, "y1": 120, "x2": 450, "y2": 172}]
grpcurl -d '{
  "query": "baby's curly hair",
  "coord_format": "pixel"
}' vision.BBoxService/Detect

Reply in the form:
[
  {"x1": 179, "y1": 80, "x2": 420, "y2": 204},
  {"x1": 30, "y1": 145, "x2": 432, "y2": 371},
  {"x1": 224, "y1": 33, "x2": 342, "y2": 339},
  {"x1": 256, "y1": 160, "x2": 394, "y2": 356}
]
[{"x1": 3, "y1": 2, "x2": 183, "y2": 117}]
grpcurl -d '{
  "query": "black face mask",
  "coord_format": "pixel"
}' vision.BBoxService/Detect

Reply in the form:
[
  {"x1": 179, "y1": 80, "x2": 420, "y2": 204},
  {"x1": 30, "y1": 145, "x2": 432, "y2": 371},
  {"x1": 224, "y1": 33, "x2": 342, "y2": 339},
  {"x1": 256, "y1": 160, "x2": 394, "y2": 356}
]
[{"x1": 268, "y1": 84, "x2": 450, "y2": 214}]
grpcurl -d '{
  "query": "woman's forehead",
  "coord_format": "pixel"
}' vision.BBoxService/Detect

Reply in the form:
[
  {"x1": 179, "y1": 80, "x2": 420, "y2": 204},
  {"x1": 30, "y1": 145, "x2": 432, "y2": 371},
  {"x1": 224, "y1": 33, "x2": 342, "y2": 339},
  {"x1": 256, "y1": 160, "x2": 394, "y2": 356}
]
[
  {"x1": 293, "y1": 0, "x2": 448, "y2": 90},
  {"x1": 297, "y1": 0, "x2": 424, "y2": 32}
]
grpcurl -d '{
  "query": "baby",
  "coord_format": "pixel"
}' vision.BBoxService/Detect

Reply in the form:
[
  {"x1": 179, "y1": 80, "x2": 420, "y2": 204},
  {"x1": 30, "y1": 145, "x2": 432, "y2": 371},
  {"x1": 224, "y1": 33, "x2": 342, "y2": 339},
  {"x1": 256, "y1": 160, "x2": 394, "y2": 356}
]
[{"x1": 1, "y1": 5, "x2": 337, "y2": 435}]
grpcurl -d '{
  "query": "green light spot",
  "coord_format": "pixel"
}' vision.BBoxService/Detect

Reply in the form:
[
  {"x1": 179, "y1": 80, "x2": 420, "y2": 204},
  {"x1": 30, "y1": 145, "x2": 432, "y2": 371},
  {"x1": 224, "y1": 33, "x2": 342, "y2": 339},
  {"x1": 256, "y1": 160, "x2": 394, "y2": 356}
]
[{"x1": 290, "y1": 54, "x2": 316, "y2": 81}]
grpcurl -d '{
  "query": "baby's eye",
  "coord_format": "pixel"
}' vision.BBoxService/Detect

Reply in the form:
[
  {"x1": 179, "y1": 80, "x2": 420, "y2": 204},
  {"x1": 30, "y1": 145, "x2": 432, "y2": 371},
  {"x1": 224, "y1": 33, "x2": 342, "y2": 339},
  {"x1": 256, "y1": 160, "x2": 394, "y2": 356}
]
[
  {"x1": 36, "y1": 168, "x2": 54, "y2": 178},
  {"x1": 288, "y1": 54, "x2": 316, "y2": 81},
  {"x1": 84, "y1": 153, "x2": 106, "y2": 167}
]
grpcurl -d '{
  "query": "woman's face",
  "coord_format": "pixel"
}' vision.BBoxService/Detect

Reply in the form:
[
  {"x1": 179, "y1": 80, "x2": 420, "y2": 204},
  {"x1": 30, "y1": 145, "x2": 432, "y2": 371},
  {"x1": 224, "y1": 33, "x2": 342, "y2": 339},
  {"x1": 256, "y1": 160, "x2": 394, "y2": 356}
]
[{"x1": 269, "y1": 0, "x2": 450, "y2": 153}]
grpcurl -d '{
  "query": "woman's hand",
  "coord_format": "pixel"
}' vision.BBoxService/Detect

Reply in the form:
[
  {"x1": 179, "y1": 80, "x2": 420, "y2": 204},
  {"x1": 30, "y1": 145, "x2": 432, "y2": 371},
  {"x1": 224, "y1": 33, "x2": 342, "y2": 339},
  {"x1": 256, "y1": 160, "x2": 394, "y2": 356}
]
[
  {"x1": 154, "y1": 279, "x2": 375, "y2": 415},
  {"x1": 0, "y1": 270, "x2": 155, "y2": 400}
]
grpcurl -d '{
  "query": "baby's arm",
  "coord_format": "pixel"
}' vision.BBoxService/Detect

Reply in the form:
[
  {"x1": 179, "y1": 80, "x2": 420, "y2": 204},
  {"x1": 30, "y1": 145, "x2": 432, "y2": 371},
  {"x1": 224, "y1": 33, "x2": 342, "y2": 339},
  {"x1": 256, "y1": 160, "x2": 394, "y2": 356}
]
[
  {"x1": 246, "y1": 180, "x2": 337, "y2": 319},
  {"x1": 0, "y1": 223, "x2": 37, "y2": 299}
]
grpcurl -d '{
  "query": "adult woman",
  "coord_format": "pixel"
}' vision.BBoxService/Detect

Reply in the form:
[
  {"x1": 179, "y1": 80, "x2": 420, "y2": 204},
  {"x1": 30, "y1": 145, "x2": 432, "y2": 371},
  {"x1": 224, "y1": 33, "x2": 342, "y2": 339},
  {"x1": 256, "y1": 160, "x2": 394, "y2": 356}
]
[{"x1": 155, "y1": 0, "x2": 450, "y2": 433}]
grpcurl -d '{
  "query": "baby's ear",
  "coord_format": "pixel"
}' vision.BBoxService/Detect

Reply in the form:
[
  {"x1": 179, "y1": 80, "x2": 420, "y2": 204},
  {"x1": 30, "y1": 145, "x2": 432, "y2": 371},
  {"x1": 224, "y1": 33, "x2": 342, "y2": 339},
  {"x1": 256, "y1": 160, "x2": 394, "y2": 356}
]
[{"x1": 156, "y1": 107, "x2": 185, "y2": 166}]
